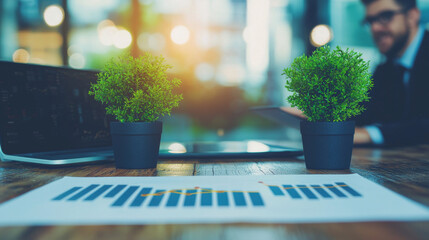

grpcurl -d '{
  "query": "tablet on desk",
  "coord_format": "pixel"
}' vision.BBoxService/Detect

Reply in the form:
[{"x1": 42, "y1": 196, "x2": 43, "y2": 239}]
[{"x1": 159, "y1": 140, "x2": 303, "y2": 159}]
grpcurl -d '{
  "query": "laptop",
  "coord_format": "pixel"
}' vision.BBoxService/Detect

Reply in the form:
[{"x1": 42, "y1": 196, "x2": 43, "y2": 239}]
[{"x1": 0, "y1": 61, "x2": 302, "y2": 165}]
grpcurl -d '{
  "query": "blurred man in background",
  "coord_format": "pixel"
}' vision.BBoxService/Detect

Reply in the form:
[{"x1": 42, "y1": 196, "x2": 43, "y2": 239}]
[{"x1": 354, "y1": 0, "x2": 429, "y2": 146}]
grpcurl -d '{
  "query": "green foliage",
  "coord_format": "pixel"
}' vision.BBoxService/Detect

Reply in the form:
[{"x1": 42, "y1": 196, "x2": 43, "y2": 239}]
[
  {"x1": 89, "y1": 53, "x2": 183, "y2": 123},
  {"x1": 283, "y1": 46, "x2": 373, "y2": 122}
]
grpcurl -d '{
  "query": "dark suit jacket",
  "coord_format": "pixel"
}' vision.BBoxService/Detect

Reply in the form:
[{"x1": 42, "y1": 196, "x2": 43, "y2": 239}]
[{"x1": 356, "y1": 30, "x2": 429, "y2": 146}]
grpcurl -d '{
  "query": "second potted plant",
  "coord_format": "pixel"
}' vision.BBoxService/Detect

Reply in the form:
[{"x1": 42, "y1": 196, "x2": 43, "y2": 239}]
[
  {"x1": 89, "y1": 53, "x2": 183, "y2": 169},
  {"x1": 283, "y1": 46, "x2": 372, "y2": 170}
]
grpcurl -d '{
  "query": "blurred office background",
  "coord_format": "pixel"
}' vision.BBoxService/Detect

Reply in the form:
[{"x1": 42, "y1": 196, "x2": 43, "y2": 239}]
[{"x1": 1, "y1": 0, "x2": 428, "y2": 143}]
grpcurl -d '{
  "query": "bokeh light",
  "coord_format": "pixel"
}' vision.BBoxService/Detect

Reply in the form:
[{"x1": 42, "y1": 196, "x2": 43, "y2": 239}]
[
  {"x1": 113, "y1": 29, "x2": 132, "y2": 49},
  {"x1": 97, "y1": 20, "x2": 118, "y2": 46},
  {"x1": 310, "y1": 24, "x2": 333, "y2": 47},
  {"x1": 69, "y1": 53, "x2": 86, "y2": 69},
  {"x1": 167, "y1": 143, "x2": 187, "y2": 153},
  {"x1": 195, "y1": 63, "x2": 215, "y2": 82},
  {"x1": 170, "y1": 25, "x2": 190, "y2": 45},
  {"x1": 43, "y1": 5, "x2": 65, "y2": 27},
  {"x1": 246, "y1": 141, "x2": 270, "y2": 153},
  {"x1": 12, "y1": 49, "x2": 30, "y2": 63}
]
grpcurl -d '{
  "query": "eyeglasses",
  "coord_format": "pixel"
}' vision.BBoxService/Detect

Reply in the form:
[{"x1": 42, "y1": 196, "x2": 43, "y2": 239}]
[{"x1": 361, "y1": 9, "x2": 406, "y2": 26}]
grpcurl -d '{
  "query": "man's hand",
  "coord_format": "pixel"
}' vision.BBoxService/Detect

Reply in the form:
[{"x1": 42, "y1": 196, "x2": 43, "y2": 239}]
[
  {"x1": 279, "y1": 107, "x2": 307, "y2": 119},
  {"x1": 354, "y1": 127, "x2": 372, "y2": 145}
]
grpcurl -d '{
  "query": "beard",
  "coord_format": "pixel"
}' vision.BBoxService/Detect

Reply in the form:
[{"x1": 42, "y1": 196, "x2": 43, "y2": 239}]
[
  {"x1": 386, "y1": 30, "x2": 409, "y2": 59},
  {"x1": 375, "y1": 28, "x2": 410, "y2": 59}
]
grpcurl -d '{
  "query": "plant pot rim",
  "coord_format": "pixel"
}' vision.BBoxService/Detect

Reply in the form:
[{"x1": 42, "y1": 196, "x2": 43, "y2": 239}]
[
  {"x1": 300, "y1": 120, "x2": 355, "y2": 124},
  {"x1": 110, "y1": 120, "x2": 162, "y2": 124},
  {"x1": 110, "y1": 121, "x2": 162, "y2": 135},
  {"x1": 300, "y1": 120, "x2": 355, "y2": 136}
]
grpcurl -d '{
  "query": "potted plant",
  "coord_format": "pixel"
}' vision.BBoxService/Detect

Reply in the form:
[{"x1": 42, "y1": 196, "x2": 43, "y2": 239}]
[
  {"x1": 89, "y1": 53, "x2": 183, "y2": 169},
  {"x1": 283, "y1": 46, "x2": 372, "y2": 170}
]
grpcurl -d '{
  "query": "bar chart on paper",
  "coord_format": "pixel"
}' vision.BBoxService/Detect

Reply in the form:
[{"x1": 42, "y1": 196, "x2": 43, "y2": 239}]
[
  {"x1": 262, "y1": 181, "x2": 362, "y2": 199},
  {"x1": 51, "y1": 181, "x2": 361, "y2": 209},
  {"x1": 1, "y1": 174, "x2": 429, "y2": 226},
  {"x1": 52, "y1": 184, "x2": 265, "y2": 208}
]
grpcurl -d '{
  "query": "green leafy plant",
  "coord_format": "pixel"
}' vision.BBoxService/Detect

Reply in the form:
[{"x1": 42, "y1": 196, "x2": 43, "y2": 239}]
[
  {"x1": 283, "y1": 46, "x2": 373, "y2": 122},
  {"x1": 89, "y1": 53, "x2": 183, "y2": 122}
]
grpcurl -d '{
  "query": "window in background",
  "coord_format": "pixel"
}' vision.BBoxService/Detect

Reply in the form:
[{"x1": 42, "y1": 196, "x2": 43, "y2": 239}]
[
  {"x1": 0, "y1": 0, "x2": 65, "y2": 66},
  {"x1": 11, "y1": 0, "x2": 423, "y2": 142},
  {"x1": 0, "y1": 0, "x2": 307, "y2": 142}
]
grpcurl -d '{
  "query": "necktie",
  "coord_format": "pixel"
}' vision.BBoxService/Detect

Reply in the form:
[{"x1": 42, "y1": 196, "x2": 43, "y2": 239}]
[
  {"x1": 382, "y1": 61, "x2": 407, "y2": 121},
  {"x1": 400, "y1": 65, "x2": 411, "y2": 118},
  {"x1": 391, "y1": 64, "x2": 410, "y2": 119}
]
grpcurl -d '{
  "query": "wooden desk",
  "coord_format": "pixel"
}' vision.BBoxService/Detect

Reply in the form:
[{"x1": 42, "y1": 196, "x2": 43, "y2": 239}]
[{"x1": 1, "y1": 145, "x2": 429, "y2": 240}]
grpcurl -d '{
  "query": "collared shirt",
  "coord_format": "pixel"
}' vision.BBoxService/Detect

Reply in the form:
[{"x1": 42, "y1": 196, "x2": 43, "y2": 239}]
[
  {"x1": 366, "y1": 26, "x2": 425, "y2": 145},
  {"x1": 396, "y1": 26, "x2": 425, "y2": 70}
]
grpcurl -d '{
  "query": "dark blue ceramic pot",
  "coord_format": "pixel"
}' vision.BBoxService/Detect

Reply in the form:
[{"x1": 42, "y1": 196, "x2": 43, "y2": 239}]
[
  {"x1": 300, "y1": 121, "x2": 355, "y2": 170},
  {"x1": 110, "y1": 121, "x2": 162, "y2": 169}
]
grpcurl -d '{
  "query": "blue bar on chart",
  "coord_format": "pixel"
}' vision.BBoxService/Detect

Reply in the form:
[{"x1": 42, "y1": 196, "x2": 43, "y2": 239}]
[
  {"x1": 184, "y1": 189, "x2": 197, "y2": 207},
  {"x1": 233, "y1": 192, "x2": 246, "y2": 206},
  {"x1": 324, "y1": 184, "x2": 347, "y2": 198},
  {"x1": 268, "y1": 185, "x2": 285, "y2": 196},
  {"x1": 283, "y1": 185, "x2": 302, "y2": 199},
  {"x1": 336, "y1": 182, "x2": 362, "y2": 197},
  {"x1": 248, "y1": 192, "x2": 264, "y2": 206},
  {"x1": 297, "y1": 185, "x2": 318, "y2": 200},
  {"x1": 148, "y1": 190, "x2": 166, "y2": 207},
  {"x1": 310, "y1": 185, "x2": 332, "y2": 198},
  {"x1": 217, "y1": 191, "x2": 229, "y2": 206},
  {"x1": 201, "y1": 188, "x2": 213, "y2": 207},
  {"x1": 105, "y1": 184, "x2": 127, "y2": 198},
  {"x1": 130, "y1": 187, "x2": 152, "y2": 207},
  {"x1": 111, "y1": 186, "x2": 139, "y2": 207},
  {"x1": 166, "y1": 189, "x2": 182, "y2": 207},
  {"x1": 84, "y1": 185, "x2": 113, "y2": 201},
  {"x1": 68, "y1": 184, "x2": 99, "y2": 201},
  {"x1": 52, "y1": 187, "x2": 82, "y2": 201}
]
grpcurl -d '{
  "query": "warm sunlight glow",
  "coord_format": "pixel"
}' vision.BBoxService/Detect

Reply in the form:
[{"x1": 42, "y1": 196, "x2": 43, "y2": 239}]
[
  {"x1": 43, "y1": 5, "x2": 64, "y2": 27},
  {"x1": 310, "y1": 24, "x2": 333, "y2": 47},
  {"x1": 97, "y1": 19, "x2": 115, "y2": 32},
  {"x1": 170, "y1": 25, "x2": 190, "y2": 45},
  {"x1": 113, "y1": 29, "x2": 132, "y2": 49},
  {"x1": 99, "y1": 26, "x2": 118, "y2": 46},
  {"x1": 98, "y1": 20, "x2": 118, "y2": 46},
  {"x1": 12, "y1": 49, "x2": 30, "y2": 63}
]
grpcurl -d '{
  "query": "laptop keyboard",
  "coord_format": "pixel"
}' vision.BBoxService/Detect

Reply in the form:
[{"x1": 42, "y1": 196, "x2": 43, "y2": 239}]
[{"x1": 17, "y1": 149, "x2": 114, "y2": 160}]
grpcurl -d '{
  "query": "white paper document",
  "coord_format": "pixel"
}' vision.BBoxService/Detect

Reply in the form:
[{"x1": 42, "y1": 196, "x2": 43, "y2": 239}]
[{"x1": 0, "y1": 174, "x2": 429, "y2": 226}]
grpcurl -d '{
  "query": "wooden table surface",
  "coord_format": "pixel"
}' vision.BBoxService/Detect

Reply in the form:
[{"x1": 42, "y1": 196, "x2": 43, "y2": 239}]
[{"x1": 1, "y1": 144, "x2": 429, "y2": 240}]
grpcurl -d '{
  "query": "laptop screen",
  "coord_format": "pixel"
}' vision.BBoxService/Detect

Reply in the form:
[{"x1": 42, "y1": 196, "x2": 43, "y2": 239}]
[{"x1": 0, "y1": 61, "x2": 111, "y2": 155}]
